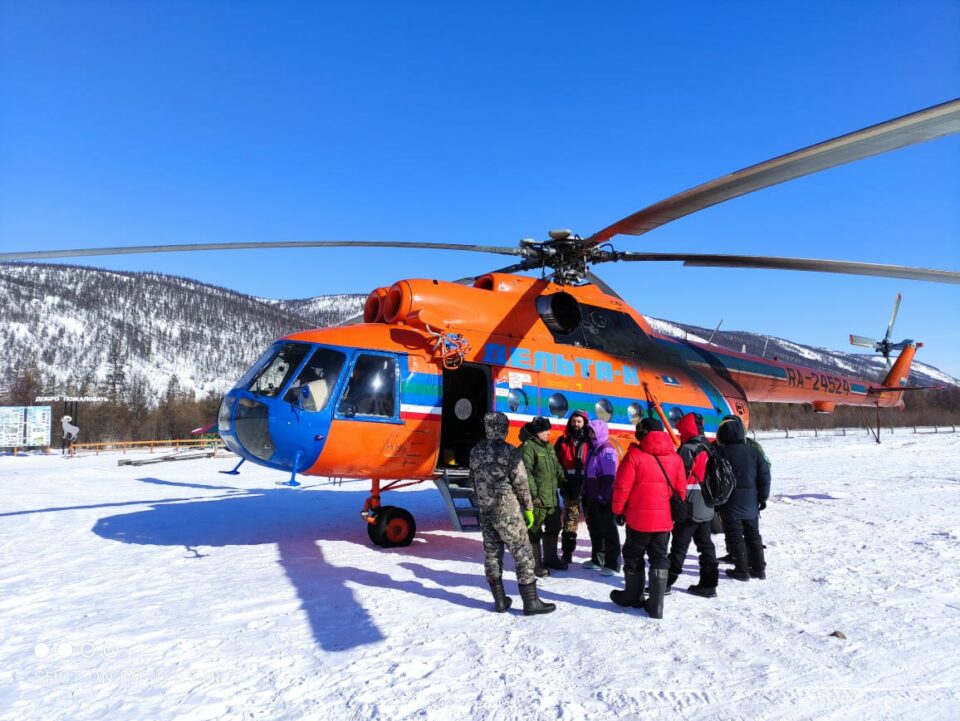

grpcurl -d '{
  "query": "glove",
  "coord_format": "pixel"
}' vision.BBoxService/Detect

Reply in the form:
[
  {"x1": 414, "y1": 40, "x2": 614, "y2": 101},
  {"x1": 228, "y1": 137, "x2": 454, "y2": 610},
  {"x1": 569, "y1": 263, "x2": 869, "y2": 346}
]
[
  {"x1": 615, "y1": 514, "x2": 626, "y2": 526},
  {"x1": 523, "y1": 509, "x2": 535, "y2": 529},
  {"x1": 758, "y1": 501, "x2": 767, "y2": 511}
]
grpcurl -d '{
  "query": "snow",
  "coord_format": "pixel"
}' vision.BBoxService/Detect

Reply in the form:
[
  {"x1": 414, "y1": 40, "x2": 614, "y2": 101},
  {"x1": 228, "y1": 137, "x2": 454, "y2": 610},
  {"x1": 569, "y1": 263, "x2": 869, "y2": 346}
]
[{"x1": 2, "y1": 433, "x2": 959, "y2": 720}]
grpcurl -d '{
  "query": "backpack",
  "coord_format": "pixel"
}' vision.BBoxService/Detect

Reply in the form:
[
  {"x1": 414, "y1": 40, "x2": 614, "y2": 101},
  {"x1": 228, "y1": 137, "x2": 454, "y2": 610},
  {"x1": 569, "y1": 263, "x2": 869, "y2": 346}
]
[{"x1": 700, "y1": 443, "x2": 736, "y2": 506}]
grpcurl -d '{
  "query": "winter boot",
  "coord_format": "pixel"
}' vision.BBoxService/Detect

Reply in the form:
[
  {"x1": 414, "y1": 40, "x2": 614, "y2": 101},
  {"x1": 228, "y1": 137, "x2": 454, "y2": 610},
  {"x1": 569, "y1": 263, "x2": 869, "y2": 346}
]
[
  {"x1": 542, "y1": 533, "x2": 568, "y2": 571},
  {"x1": 748, "y1": 541, "x2": 766, "y2": 580},
  {"x1": 582, "y1": 550, "x2": 604, "y2": 570},
  {"x1": 724, "y1": 539, "x2": 750, "y2": 581},
  {"x1": 688, "y1": 565, "x2": 719, "y2": 598},
  {"x1": 610, "y1": 570, "x2": 645, "y2": 608},
  {"x1": 645, "y1": 568, "x2": 669, "y2": 619},
  {"x1": 487, "y1": 577, "x2": 512, "y2": 613},
  {"x1": 560, "y1": 531, "x2": 577, "y2": 565},
  {"x1": 519, "y1": 581, "x2": 556, "y2": 616},
  {"x1": 531, "y1": 541, "x2": 549, "y2": 578}
]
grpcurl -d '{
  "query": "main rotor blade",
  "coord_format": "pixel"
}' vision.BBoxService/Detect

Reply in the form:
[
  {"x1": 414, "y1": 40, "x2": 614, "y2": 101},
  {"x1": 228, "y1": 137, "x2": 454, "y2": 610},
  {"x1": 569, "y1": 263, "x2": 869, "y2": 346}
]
[
  {"x1": 609, "y1": 252, "x2": 960, "y2": 284},
  {"x1": 884, "y1": 292, "x2": 902, "y2": 343},
  {"x1": 587, "y1": 98, "x2": 960, "y2": 245},
  {"x1": 0, "y1": 240, "x2": 526, "y2": 263}
]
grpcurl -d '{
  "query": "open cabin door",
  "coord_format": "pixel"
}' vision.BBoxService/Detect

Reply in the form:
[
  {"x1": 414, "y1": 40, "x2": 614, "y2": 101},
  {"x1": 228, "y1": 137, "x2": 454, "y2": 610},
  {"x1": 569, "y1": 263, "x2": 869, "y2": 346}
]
[{"x1": 438, "y1": 363, "x2": 490, "y2": 470}]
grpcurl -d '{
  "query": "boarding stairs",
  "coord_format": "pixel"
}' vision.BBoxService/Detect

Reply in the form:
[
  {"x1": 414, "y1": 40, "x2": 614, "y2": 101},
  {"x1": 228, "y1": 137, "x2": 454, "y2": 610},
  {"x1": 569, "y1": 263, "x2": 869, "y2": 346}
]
[{"x1": 433, "y1": 468, "x2": 481, "y2": 532}]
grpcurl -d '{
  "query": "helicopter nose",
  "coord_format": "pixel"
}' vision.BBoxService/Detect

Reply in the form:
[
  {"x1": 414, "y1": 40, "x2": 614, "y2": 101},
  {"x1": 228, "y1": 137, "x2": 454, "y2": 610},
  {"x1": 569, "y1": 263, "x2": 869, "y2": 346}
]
[
  {"x1": 218, "y1": 391, "x2": 328, "y2": 473},
  {"x1": 219, "y1": 395, "x2": 275, "y2": 461}
]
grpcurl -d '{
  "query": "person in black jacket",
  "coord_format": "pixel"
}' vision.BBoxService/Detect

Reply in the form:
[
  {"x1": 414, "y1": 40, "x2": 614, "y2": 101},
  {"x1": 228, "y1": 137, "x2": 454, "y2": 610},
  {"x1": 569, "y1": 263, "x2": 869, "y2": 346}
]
[
  {"x1": 716, "y1": 416, "x2": 771, "y2": 581},
  {"x1": 667, "y1": 412, "x2": 719, "y2": 597}
]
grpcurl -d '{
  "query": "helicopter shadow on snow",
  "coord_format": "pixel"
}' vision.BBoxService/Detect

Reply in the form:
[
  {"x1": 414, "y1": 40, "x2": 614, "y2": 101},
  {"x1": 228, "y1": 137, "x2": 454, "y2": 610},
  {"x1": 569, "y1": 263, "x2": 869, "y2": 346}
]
[{"x1": 91, "y1": 476, "x2": 500, "y2": 652}]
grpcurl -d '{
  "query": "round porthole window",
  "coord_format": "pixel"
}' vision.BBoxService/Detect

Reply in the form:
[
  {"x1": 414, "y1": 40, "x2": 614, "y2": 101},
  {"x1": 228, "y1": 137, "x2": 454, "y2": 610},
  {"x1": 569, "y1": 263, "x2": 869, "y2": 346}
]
[
  {"x1": 508, "y1": 389, "x2": 528, "y2": 413},
  {"x1": 595, "y1": 398, "x2": 613, "y2": 421},
  {"x1": 668, "y1": 406, "x2": 684, "y2": 424},
  {"x1": 627, "y1": 403, "x2": 642, "y2": 425},
  {"x1": 454, "y1": 398, "x2": 473, "y2": 421},
  {"x1": 547, "y1": 393, "x2": 568, "y2": 418}
]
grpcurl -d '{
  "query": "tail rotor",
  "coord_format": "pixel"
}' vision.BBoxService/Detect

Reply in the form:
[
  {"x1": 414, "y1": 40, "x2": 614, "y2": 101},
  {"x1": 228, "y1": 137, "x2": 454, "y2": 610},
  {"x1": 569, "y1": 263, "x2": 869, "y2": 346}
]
[{"x1": 849, "y1": 293, "x2": 912, "y2": 367}]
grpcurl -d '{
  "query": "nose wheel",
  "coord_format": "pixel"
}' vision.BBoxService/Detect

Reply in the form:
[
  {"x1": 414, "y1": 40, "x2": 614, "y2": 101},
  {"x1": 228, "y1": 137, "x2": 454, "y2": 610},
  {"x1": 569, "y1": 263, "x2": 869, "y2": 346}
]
[{"x1": 365, "y1": 505, "x2": 417, "y2": 547}]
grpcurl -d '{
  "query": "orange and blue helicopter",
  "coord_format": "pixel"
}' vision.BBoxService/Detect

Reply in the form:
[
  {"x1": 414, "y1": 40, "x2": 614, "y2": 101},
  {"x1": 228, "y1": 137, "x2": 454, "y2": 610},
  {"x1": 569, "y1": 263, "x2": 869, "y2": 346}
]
[{"x1": 5, "y1": 98, "x2": 959, "y2": 547}]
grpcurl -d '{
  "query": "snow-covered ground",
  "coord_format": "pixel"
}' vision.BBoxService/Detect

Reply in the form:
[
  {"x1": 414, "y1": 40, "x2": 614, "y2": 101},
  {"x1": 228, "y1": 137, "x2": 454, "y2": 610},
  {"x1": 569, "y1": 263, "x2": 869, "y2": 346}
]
[{"x1": 2, "y1": 433, "x2": 959, "y2": 721}]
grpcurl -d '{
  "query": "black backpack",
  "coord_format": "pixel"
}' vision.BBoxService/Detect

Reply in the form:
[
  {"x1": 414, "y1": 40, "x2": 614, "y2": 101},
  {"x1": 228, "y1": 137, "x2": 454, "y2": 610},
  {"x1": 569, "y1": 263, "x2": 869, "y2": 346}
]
[{"x1": 700, "y1": 443, "x2": 736, "y2": 506}]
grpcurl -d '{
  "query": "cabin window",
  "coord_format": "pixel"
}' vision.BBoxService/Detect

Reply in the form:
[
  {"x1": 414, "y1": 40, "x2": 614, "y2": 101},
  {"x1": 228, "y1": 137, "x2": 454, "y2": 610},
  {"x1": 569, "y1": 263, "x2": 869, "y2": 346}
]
[
  {"x1": 668, "y1": 406, "x2": 684, "y2": 424},
  {"x1": 338, "y1": 353, "x2": 397, "y2": 418},
  {"x1": 627, "y1": 403, "x2": 642, "y2": 426},
  {"x1": 283, "y1": 347, "x2": 346, "y2": 412},
  {"x1": 547, "y1": 393, "x2": 568, "y2": 418},
  {"x1": 595, "y1": 398, "x2": 613, "y2": 421},
  {"x1": 248, "y1": 343, "x2": 311, "y2": 398},
  {"x1": 508, "y1": 388, "x2": 529, "y2": 413}
]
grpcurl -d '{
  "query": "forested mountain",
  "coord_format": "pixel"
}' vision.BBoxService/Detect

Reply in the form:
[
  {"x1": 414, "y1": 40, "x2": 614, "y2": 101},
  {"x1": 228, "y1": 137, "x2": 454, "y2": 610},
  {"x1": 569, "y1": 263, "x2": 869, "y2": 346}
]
[{"x1": 1, "y1": 262, "x2": 955, "y2": 410}]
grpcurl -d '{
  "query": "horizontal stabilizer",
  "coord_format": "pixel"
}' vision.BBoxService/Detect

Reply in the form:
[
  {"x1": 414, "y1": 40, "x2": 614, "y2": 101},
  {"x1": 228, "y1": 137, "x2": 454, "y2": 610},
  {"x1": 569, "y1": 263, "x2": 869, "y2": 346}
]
[{"x1": 866, "y1": 384, "x2": 942, "y2": 394}]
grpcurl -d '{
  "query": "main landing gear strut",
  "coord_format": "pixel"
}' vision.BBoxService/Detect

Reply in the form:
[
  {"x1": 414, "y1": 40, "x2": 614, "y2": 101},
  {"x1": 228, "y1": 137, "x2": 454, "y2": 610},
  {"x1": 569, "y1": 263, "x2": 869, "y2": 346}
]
[{"x1": 361, "y1": 478, "x2": 418, "y2": 548}]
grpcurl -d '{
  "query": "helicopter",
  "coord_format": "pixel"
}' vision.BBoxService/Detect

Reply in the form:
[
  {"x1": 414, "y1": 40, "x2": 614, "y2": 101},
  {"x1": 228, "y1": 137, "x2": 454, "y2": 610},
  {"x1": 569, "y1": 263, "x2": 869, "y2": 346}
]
[{"x1": 4, "y1": 98, "x2": 959, "y2": 548}]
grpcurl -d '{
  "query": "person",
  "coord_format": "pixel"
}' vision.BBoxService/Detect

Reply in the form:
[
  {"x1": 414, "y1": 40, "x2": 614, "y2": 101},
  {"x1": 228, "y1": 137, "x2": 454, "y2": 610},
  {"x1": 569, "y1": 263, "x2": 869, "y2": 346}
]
[
  {"x1": 716, "y1": 416, "x2": 771, "y2": 581},
  {"x1": 715, "y1": 414, "x2": 771, "y2": 564},
  {"x1": 610, "y1": 417, "x2": 686, "y2": 619},
  {"x1": 554, "y1": 410, "x2": 591, "y2": 565},
  {"x1": 470, "y1": 412, "x2": 555, "y2": 615},
  {"x1": 520, "y1": 416, "x2": 567, "y2": 574},
  {"x1": 582, "y1": 418, "x2": 622, "y2": 576},
  {"x1": 667, "y1": 412, "x2": 719, "y2": 597}
]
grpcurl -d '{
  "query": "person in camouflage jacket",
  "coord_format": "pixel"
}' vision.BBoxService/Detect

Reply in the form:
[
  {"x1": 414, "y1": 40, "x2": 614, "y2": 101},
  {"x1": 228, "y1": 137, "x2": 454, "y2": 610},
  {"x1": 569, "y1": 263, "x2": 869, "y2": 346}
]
[{"x1": 470, "y1": 412, "x2": 556, "y2": 615}]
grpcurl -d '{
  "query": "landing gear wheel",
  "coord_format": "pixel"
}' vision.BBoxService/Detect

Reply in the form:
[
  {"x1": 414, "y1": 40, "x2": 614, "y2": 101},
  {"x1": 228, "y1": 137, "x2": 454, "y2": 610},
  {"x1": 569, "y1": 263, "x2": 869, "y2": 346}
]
[{"x1": 368, "y1": 505, "x2": 416, "y2": 548}]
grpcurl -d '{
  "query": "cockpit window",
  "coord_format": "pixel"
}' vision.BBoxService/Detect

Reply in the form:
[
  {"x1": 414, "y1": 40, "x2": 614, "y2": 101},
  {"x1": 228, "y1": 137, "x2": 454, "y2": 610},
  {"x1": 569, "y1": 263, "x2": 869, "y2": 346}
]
[
  {"x1": 338, "y1": 353, "x2": 397, "y2": 418},
  {"x1": 247, "y1": 343, "x2": 311, "y2": 398},
  {"x1": 283, "y1": 347, "x2": 346, "y2": 411}
]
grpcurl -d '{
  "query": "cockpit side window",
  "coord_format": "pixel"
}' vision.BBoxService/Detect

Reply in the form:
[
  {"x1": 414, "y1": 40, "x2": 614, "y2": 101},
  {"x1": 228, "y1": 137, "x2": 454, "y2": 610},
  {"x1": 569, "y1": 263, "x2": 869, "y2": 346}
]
[
  {"x1": 248, "y1": 343, "x2": 311, "y2": 398},
  {"x1": 337, "y1": 353, "x2": 397, "y2": 418},
  {"x1": 283, "y1": 347, "x2": 346, "y2": 411}
]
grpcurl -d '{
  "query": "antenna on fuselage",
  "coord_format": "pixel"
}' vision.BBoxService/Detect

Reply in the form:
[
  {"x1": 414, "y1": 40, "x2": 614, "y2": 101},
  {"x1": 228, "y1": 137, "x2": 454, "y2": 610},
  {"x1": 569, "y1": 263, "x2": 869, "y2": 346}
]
[{"x1": 707, "y1": 319, "x2": 723, "y2": 345}]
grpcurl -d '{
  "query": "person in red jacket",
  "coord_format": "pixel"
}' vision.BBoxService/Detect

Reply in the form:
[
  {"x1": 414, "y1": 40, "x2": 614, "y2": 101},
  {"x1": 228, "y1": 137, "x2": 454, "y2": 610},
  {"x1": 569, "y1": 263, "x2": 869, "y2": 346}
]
[{"x1": 609, "y1": 417, "x2": 686, "y2": 619}]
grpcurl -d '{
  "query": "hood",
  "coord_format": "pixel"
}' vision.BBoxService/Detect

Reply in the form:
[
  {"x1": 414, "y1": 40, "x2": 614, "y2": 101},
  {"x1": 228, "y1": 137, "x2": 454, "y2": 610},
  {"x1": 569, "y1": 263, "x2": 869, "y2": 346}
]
[
  {"x1": 676, "y1": 413, "x2": 701, "y2": 443},
  {"x1": 484, "y1": 412, "x2": 509, "y2": 441},
  {"x1": 564, "y1": 410, "x2": 590, "y2": 438},
  {"x1": 639, "y1": 430, "x2": 678, "y2": 455},
  {"x1": 717, "y1": 417, "x2": 746, "y2": 445},
  {"x1": 588, "y1": 418, "x2": 609, "y2": 445}
]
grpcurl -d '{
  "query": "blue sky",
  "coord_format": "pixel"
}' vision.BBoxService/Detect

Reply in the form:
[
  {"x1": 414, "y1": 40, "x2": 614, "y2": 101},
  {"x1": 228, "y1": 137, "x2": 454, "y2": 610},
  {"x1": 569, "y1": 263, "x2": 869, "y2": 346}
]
[{"x1": 2, "y1": 2, "x2": 958, "y2": 378}]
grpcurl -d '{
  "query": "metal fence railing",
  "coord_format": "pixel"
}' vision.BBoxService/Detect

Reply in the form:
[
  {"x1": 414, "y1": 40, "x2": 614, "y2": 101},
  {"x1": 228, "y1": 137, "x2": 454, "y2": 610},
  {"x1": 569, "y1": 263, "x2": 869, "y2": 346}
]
[{"x1": 751, "y1": 425, "x2": 957, "y2": 440}]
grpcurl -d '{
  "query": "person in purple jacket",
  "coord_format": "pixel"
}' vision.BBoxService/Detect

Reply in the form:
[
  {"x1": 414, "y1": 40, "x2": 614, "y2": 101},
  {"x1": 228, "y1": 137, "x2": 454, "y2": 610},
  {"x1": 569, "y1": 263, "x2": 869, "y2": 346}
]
[{"x1": 582, "y1": 418, "x2": 622, "y2": 576}]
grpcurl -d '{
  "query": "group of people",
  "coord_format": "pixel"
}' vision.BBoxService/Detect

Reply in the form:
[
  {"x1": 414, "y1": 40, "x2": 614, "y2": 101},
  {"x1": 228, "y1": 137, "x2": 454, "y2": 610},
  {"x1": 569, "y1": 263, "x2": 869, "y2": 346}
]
[{"x1": 468, "y1": 409, "x2": 771, "y2": 618}]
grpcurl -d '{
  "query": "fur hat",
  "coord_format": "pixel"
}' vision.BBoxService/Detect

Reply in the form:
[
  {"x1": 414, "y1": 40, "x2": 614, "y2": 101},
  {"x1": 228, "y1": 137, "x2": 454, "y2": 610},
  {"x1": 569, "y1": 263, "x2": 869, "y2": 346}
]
[{"x1": 527, "y1": 416, "x2": 552, "y2": 435}]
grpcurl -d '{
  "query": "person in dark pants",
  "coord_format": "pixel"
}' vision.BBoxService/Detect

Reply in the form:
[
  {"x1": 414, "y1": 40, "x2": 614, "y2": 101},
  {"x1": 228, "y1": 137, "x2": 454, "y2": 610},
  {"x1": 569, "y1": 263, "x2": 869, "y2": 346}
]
[
  {"x1": 667, "y1": 412, "x2": 719, "y2": 597},
  {"x1": 581, "y1": 418, "x2": 621, "y2": 575},
  {"x1": 716, "y1": 417, "x2": 771, "y2": 581},
  {"x1": 520, "y1": 416, "x2": 567, "y2": 575},
  {"x1": 610, "y1": 418, "x2": 687, "y2": 619},
  {"x1": 554, "y1": 410, "x2": 592, "y2": 565}
]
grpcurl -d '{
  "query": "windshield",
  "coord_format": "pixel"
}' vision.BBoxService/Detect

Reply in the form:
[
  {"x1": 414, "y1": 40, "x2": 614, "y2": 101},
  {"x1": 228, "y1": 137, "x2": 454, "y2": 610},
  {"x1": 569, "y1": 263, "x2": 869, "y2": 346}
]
[
  {"x1": 247, "y1": 343, "x2": 311, "y2": 398},
  {"x1": 283, "y1": 347, "x2": 346, "y2": 411}
]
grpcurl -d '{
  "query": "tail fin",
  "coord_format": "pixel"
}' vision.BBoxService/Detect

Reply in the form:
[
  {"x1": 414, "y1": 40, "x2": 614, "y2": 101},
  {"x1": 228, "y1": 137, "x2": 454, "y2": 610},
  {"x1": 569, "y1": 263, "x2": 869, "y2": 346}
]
[{"x1": 881, "y1": 342, "x2": 919, "y2": 389}]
